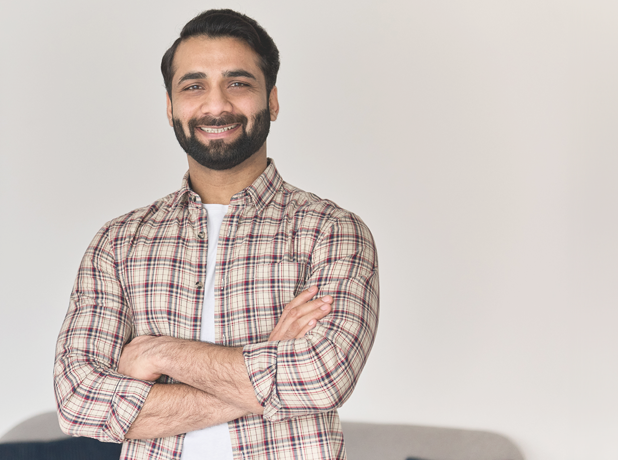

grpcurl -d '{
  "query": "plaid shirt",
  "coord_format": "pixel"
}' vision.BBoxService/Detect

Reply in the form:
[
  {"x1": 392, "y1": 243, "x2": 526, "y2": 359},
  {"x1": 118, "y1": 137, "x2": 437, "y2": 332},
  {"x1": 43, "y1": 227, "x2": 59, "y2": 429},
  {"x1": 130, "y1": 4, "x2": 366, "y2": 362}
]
[{"x1": 54, "y1": 160, "x2": 379, "y2": 460}]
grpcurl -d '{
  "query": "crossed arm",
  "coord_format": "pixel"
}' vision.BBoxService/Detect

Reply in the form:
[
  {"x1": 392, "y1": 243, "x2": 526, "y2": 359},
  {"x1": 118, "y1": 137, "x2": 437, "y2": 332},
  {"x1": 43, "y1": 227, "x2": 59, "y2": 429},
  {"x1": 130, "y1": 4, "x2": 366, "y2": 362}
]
[
  {"x1": 120, "y1": 287, "x2": 333, "y2": 439},
  {"x1": 55, "y1": 213, "x2": 378, "y2": 443}
]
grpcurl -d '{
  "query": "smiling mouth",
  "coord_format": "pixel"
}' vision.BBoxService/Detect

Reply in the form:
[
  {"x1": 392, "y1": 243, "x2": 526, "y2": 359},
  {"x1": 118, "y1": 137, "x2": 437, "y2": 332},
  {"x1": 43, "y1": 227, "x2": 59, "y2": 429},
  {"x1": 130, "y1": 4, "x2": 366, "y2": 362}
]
[{"x1": 198, "y1": 124, "x2": 240, "y2": 134}]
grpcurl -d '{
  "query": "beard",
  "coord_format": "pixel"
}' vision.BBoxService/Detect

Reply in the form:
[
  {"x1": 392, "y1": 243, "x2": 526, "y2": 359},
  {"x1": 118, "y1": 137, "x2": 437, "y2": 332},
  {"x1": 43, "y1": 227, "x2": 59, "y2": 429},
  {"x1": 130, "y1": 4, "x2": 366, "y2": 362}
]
[{"x1": 173, "y1": 108, "x2": 270, "y2": 171}]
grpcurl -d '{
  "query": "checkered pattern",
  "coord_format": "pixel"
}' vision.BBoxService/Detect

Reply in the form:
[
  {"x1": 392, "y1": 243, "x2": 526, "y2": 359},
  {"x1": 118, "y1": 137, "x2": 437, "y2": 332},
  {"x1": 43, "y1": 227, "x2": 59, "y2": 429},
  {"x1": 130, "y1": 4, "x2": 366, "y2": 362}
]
[{"x1": 54, "y1": 160, "x2": 379, "y2": 460}]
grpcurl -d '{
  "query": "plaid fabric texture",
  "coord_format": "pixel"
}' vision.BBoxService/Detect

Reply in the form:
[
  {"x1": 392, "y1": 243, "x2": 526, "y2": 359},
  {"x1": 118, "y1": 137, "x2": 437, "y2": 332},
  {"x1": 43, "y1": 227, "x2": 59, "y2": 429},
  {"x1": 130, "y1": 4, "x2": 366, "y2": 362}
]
[{"x1": 54, "y1": 160, "x2": 379, "y2": 460}]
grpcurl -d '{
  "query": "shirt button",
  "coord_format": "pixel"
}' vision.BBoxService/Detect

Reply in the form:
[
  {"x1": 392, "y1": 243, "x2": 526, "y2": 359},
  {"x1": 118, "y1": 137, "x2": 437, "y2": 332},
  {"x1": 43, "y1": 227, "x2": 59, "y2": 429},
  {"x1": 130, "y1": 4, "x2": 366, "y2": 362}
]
[
  {"x1": 197, "y1": 231, "x2": 205, "y2": 239},
  {"x1": 195, "y1": 281, "x2": 204, "y2": 289}
]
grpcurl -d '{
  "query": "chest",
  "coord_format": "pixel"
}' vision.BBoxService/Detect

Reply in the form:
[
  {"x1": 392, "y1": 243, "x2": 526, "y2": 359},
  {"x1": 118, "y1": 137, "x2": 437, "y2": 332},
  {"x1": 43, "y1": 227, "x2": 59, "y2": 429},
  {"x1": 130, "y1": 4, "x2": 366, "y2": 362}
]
[{"x1": 118, "y1": 207, "x2": 314, "y2": 345}]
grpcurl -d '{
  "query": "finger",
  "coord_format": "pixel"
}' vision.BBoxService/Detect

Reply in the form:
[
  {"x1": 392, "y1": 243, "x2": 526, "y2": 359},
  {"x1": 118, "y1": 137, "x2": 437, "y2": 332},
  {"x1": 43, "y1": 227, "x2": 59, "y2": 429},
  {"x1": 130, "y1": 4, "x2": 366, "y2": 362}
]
[
  {"x1": 282, "y1": 295, "x2": 333, "y2": 322},
  {"x1": 297, "y1": 320, "x2": 317, "y2": 338},
  {"x1": 269, "y1": 290, "x2": 333, "y2": 342},
  {"x1": 297, "y1": 301, "x2": 332, "y2": 324},
  {"x1": 277, "y1": 287, "x2": 320, "y2": 325},
  {"x1": 275, "y1": 298, "x2": 332, "y2": 339},
  {"x1": 282, "y1": 301, "x2": 332, "y2": 339},
  {"x1": 285, "y1": 286, "x2": 319, "y2": 310},
  {"x1": 295, "y1": 306, "x2": 331, "y2": 338},
  {"x1": 268, "y1": 299, "x2": 331, "y2": 342}
]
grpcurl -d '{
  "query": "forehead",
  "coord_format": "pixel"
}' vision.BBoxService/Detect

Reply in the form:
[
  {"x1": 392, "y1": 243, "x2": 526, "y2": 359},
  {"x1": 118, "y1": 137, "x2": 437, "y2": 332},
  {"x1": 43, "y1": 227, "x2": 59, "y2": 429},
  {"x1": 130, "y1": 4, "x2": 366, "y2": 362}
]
[{"x1": 172, "y1": 36, "x2": 264, "y2": 83}]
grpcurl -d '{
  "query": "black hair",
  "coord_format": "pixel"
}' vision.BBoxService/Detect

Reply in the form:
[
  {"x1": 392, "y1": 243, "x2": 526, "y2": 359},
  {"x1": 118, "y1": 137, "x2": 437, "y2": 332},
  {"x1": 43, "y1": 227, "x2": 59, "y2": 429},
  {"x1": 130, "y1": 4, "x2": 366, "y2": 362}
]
[{"x1": 161, "y1": 9, "x2": 280, "y2": 97}]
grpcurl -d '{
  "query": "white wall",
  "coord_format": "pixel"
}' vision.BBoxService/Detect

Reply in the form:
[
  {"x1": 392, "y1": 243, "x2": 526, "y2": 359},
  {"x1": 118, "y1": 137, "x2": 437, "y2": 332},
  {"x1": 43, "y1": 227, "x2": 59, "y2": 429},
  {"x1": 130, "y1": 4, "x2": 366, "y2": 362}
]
[{"x1": 1, "y1": 1, "x2": 617, "y2": 459}]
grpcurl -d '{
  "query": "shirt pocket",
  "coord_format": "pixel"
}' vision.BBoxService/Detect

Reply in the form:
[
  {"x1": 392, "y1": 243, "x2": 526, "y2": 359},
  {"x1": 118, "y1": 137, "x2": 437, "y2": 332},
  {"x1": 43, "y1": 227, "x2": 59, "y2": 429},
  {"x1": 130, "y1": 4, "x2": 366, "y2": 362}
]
[{"x1": 228, "y1": 262, "x2": 305, "y2": 344}]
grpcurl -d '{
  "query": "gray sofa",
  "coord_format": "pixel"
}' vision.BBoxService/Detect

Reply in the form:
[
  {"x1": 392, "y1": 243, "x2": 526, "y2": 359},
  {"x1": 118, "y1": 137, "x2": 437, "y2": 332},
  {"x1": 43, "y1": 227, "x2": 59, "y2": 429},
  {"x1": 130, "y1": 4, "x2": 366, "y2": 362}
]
[{"x1": 1, "y1": 412, "x2": 524, "y2": 460}]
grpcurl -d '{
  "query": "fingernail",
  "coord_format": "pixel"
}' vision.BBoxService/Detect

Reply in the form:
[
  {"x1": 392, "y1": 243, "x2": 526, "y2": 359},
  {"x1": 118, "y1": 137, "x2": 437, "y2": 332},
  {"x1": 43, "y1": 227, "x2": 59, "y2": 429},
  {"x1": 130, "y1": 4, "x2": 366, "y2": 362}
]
[
  {"x1": 321, "y1": 304, "x2": 330, "y2": 311},
  {"x1": 321, "y1": 296, "x2": 332, "y2": 302},
  {"x1": 309, "y1": 319, "x2": 316, "y2": 326}
]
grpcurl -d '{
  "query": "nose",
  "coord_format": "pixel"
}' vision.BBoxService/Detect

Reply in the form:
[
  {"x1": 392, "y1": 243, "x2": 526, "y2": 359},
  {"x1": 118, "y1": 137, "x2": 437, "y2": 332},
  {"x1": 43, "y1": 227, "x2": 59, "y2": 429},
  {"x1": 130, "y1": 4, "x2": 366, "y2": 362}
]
[{"x1": 200, "y1": 86, "x2": 233, "y2": 117}]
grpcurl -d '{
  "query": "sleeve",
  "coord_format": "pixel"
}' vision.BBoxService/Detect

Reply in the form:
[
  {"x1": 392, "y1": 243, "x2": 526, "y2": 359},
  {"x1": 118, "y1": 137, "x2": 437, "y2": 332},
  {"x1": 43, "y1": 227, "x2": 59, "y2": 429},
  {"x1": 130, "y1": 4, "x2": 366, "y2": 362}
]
[
  {"x1": 243, "y1": 212, "x2": 379, "y2": 421},
  {"x1": 53, "y1": 225, "x2": 154, "y2": 443}
]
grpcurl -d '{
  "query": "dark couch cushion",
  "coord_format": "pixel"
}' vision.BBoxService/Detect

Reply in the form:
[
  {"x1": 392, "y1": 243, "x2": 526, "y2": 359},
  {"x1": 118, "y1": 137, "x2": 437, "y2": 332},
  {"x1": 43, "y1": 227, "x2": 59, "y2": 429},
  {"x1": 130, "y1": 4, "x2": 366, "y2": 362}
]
[{"x1": 0, "y1": 437, "x2": 122, "y2": 460}]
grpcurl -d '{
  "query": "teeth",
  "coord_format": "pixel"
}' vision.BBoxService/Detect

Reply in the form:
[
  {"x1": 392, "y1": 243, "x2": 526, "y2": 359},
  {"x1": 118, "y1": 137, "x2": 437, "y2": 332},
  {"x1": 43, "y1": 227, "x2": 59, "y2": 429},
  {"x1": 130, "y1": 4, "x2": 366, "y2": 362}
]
[{"x1": 199, "y1": 125, "x2": 237, "y2": 134}]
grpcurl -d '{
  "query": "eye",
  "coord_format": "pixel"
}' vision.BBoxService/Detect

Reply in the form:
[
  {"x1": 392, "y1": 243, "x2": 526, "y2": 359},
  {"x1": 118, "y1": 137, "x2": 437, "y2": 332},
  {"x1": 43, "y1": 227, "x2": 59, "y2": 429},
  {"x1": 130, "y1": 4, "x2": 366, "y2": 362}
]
[
  {"x1": 184, "y1": 84, "x2": 202, "y2": 91},
  {"x1": 230, "y1": 81, "x2": 249, "y2": 88}
]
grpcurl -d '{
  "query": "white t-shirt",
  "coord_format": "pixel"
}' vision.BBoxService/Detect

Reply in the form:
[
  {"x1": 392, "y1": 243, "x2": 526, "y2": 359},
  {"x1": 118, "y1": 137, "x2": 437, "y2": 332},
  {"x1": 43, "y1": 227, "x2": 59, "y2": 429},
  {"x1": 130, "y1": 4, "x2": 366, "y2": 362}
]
[{"x1": 180, "y1": 204, "x2": 234, "y2": 460}]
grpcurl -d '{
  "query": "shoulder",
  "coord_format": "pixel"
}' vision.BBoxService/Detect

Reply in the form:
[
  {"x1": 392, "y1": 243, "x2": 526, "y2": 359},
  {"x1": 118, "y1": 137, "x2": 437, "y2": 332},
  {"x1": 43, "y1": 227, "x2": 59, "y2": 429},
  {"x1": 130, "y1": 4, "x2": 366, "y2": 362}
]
[
  {"x1": 279, "y1": 181, "x2": 371, "y2": 234},
  {"x1": 106, "y1": 190, "x2": 180, "y2": 231},
  {"x1": 276, "y1": 182, "x2": 378, "y2": 284},
  {"x1": 276, "y1": 182, "x2": 377, "y2": 265},
  {"x1": 93, "y1": 189, "x2": 185, "y2": 252}
]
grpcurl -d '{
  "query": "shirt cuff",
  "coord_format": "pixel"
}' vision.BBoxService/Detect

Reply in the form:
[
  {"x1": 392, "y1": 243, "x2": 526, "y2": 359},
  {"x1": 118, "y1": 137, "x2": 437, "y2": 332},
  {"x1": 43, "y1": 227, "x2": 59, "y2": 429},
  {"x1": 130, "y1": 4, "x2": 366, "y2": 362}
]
[
  {"x1": 242, "y1": 341, "x2": 281, "y2": 420},
  {"x1": 108, "y1": 377, "x2": 155, "y2": 441}
]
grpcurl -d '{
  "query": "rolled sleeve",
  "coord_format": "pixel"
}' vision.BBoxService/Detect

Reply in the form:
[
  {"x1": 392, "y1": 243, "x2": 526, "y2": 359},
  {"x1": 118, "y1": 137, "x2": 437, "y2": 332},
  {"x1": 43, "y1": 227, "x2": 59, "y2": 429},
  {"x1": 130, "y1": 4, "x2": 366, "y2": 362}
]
[
  {"x1": 54, "y1": 225, "x2": 153, "y2": 443},
  {"x1": 243, "y1": 213, "x2": 379, "y2": 421}
]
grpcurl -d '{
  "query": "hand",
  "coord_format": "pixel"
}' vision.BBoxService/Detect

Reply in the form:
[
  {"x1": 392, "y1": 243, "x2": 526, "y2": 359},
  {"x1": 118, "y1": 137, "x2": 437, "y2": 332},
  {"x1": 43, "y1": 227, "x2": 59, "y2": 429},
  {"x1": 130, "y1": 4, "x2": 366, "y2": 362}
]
[
  {"x1": 268, "y1": 286, "x2": 333, "y2": 342},
  {"x1": 118, "y1": 335, "x2": 171, "y2": 381}
]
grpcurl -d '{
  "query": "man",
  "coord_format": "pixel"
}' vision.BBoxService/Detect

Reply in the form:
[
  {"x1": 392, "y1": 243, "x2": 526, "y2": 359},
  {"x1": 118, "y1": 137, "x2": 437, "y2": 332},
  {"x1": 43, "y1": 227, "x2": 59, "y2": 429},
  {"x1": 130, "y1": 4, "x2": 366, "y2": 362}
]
[{"x1": 54, "y1": 9, "x2": 379, "y2": 460}]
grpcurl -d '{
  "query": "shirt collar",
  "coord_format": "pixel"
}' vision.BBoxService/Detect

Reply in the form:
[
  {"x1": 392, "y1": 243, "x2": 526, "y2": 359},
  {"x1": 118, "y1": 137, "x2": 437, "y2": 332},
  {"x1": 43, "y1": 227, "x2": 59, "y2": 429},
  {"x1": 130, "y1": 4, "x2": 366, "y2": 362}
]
[
  {"x1": 172, "y1": 171, "x2": 199, "y2": 208},
  {"x1": 172, "y1": 158, "x2": 283, "y2": 212},
  {"x1": 242, "y1": 158, "x2": 283, "y2": 213}
]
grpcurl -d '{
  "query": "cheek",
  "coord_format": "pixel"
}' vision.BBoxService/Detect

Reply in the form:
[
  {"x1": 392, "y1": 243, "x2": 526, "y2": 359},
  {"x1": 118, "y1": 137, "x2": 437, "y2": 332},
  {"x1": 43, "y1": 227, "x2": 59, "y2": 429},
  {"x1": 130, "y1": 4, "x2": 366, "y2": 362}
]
[
  {"x1": 171, "y1": 106, "x2": 190, "y2": 122},
  {"x1": 171, "y1": 105, "x2": 197, "y2": 131},
  {"x1": 172, "y1": 118, "x2": 192, "y2": 139},
  {"x1": 171, "y1": 97, "x2": 200, "y2": 120}
]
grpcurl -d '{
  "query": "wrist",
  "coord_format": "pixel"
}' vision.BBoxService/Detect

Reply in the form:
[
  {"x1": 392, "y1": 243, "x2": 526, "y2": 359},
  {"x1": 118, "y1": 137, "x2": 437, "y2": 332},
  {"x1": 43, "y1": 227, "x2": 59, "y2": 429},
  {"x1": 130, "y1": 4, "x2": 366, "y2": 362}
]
[{"x1": 150, "y1": 335, "x2": 178, "y2": 377}]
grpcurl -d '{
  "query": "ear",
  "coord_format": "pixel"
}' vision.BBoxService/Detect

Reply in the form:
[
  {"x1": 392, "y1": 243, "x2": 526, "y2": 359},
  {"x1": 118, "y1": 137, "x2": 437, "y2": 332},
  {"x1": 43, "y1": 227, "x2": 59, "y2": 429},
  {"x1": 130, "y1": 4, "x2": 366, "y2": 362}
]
[
  {"x1": 268, "y1": 86, "x2": 279, "y2": 121},
  {"x1": 166, "y1": 92, "x2": 173, "y2": 127}
]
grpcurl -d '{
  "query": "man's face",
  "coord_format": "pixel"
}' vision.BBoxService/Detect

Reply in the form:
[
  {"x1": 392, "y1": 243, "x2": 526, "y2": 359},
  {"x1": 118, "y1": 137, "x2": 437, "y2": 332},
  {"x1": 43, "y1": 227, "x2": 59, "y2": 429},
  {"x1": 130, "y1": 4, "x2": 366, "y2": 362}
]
[{"x1": 166, "y1": 36, "x2": 279, "y2": 170}]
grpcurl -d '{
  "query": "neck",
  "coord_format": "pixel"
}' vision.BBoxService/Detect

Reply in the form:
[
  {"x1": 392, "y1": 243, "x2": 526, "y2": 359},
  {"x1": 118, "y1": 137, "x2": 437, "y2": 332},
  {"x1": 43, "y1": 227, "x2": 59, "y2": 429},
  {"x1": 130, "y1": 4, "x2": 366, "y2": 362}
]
[{"x1": 187, "y1": 147, "x2": 268, "y2": 204}]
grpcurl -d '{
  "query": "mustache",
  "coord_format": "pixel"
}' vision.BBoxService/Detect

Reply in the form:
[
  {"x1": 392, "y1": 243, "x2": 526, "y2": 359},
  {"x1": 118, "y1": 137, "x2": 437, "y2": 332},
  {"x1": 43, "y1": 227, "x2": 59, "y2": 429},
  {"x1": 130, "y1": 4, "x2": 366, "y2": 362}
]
[{"x1": 188, "y1": 114, "x2": 248, "y2": 128}]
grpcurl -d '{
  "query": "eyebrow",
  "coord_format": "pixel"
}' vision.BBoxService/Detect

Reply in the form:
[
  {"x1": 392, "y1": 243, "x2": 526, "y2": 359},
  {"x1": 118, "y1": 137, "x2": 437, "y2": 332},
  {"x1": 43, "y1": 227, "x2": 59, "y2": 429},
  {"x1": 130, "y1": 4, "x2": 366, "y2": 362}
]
[
  {"x1": 223, "y1": 70, "x2": 257, "y2": 80},
  {"x1": 177, "y1": 72, "x2": 207, "y2": 86},
  {"x1": 176, "y1": 69, "x2": 258, "y2": 87}
]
